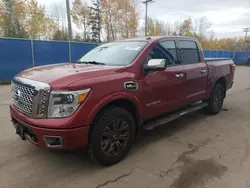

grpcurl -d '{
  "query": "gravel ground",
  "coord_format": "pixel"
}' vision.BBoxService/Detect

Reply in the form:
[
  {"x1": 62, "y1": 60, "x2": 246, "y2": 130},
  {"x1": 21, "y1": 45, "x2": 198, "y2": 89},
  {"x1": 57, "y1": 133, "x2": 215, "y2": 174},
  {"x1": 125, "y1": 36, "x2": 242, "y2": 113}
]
[{"x1": 0, "y1": 66, "x2": 250, "y2": 188}]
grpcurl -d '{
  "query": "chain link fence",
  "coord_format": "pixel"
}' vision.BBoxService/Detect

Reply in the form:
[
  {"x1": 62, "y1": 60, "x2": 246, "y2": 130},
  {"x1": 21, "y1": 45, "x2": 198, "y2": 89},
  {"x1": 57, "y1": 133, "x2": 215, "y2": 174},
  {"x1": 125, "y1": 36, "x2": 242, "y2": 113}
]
[
  {"x1": 0, "y1": 37, "x2": 97, "y2": 81},
  {"x1": 0, "y1": 37, "x2": 249, "y2": 81}
]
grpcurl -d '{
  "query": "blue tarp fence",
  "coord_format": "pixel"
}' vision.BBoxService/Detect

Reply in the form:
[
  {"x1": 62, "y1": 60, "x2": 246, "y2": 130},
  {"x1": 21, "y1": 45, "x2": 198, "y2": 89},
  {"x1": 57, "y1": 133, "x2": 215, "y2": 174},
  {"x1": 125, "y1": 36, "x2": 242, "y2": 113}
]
[
  {"x1": 0, "y1": 38, "x2": 249, "y2": 81},
  {"x1": 203, "y1": 50, "x2": 250, "y2": 65},
  {"x1": 233, "y1": 51, "x2": 250, "y2": 65},
  {"x1": 203, "y1": 50, "x2": 234, "y2": 58},
  {"x1": 0, "y1": 38, "x2": 97, "y2": 81}
]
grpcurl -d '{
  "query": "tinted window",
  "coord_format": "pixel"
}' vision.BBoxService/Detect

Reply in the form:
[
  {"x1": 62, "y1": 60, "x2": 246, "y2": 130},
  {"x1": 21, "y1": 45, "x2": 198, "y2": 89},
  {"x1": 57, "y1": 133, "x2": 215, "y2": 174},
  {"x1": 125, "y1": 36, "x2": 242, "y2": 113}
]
[
  {"x1": 78, "y1": 41, "x2": 148, "y2": 66},
  {"x1": 144, "y1": 45, "x2": 173, "y2": 66},
  {"x1": 179, "y1": 40, "x2": 200, "y2": 64},
  {"x1": 179, "y1": 41, "x2": 197, "y2": 49},
  {"x1": 160, "y1": 41, "x2": 178, "y2": 63}
]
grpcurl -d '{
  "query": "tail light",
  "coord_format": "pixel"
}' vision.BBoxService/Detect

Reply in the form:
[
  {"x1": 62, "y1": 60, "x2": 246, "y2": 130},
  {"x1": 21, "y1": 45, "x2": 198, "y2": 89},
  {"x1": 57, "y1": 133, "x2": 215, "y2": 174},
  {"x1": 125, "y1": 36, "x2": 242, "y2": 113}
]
[{"x1": 231, "y1": 64, "x2": 236, "y2": 73}]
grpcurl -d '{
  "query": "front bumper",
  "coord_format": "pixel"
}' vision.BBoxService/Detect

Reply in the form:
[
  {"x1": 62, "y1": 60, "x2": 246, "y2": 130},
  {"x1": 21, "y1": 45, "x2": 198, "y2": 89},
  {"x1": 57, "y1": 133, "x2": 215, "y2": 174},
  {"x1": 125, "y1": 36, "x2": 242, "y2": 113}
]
[
  {"x1": 10, "y1": 105, "x2": 90, "y2": 150},
  {"x1": 230, "y1": 81, "x2": 234, "y2": 89}
]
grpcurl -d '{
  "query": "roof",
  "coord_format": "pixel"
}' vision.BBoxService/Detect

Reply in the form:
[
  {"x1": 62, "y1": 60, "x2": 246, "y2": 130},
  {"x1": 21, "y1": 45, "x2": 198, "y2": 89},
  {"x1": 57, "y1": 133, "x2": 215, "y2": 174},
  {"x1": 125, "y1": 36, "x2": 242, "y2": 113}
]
[{"x1": 119, "y1": 36, "x2": 196, "y2": 42}]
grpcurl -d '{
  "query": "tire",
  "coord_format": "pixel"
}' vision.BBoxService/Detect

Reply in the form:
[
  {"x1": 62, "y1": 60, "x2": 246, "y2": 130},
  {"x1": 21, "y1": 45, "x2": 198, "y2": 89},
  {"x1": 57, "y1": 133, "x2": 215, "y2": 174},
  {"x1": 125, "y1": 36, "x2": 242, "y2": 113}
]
[
  {"x1": 205, "y1": 83, "x2": 225, "y2": 115},
  {"x1": 88, "y1": 106, "x2": 135, "y2": 166}
]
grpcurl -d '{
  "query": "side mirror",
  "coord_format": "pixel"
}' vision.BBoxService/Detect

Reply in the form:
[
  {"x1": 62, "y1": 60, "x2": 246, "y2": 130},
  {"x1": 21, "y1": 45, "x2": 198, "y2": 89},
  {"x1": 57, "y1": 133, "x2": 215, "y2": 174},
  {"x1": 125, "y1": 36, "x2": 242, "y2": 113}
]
[{"x1": 144, "y1": 59, "x2": 167, "y2": 71}]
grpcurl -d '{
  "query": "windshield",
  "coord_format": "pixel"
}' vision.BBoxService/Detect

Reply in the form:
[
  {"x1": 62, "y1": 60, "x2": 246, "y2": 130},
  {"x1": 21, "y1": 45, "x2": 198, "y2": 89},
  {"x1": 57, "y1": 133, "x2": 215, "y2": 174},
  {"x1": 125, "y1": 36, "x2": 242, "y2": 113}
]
[{"x1": 78, "y1": 41, "x2": 148, "y2": 66}]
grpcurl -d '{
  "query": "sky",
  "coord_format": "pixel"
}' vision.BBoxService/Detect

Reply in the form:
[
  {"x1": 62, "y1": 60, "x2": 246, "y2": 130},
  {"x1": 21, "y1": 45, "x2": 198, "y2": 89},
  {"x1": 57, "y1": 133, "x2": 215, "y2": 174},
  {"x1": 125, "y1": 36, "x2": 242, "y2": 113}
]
[{"x1": 38, "y1": 0, "x2": 250, "y2": 38}]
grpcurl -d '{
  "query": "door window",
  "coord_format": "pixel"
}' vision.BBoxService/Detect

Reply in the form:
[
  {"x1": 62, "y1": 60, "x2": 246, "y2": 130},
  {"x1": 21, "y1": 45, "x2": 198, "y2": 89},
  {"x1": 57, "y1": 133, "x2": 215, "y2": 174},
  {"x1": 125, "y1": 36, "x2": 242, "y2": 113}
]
[
  {"x1": 144, "y1": 45, "x2": 175, "y2": 66},
  {"x1": 179, "y1": 40, "x2": 200, "y2": 64},
  {"x1": 160, "y1": 41, "x2": 178, "y2": 64}
]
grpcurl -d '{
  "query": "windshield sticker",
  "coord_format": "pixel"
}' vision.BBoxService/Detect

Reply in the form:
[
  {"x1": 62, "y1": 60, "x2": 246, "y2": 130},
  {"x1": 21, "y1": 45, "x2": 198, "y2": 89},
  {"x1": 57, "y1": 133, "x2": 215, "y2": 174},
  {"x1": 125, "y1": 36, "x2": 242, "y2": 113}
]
[{"x1": 124, "y1": 46, "x2": 141, "y2": 51}]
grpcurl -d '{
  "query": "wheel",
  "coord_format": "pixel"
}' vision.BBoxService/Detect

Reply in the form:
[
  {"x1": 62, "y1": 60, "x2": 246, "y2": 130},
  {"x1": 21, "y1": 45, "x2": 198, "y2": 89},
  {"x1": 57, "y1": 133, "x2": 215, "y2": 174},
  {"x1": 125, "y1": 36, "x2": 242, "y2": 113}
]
[
  {"x1": 88, "y1": 106, "x2": 135, "y2": 166},
  {"x1": 205, "y1": 83, "x2": 225, "y2": 115}
]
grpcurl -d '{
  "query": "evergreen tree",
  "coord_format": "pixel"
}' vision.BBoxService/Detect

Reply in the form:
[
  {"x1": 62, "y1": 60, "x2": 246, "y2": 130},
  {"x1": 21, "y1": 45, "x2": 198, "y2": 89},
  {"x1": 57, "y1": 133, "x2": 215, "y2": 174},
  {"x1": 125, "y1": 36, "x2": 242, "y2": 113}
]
[{"x1": 89, "y1": 0, "x2": 101, "y2": 43}]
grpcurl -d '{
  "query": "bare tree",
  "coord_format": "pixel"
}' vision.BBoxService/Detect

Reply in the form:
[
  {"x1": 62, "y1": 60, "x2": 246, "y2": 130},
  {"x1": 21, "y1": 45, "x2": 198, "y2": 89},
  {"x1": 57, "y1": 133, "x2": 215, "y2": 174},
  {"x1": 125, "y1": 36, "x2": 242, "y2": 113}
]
[
  {"x1": 71, "y1": 0, "x2": 91, "y2": 40},
  {"x1": 50, "y1": 3, "x2": 67, "y2": 33},
  {"x1": 173, "y1": 20, "x2": 181, "y2": 36},
  {"x1": 159, "y1": 20, "x2": 172, "y2": 36},
  {"x1": 172, "y1": 18, "x2": 192, "y2": 36},
  {"x1": 101, "y1": 0, "x2": 139, "y2": 41},
  {"x1": 194, "y1": 16, "x2": 212, "y2": 38},
  {"x1": 141, "y1": 17, "x2": 173, "y2": 36}
]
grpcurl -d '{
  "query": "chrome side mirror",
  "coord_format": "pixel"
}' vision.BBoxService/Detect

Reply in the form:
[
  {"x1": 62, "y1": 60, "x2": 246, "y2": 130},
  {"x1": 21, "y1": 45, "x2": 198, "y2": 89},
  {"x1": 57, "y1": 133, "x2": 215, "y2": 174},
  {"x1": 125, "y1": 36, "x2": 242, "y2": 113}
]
[{"x1": 144, "y1": 59, "x2": 167, "y2": 71}]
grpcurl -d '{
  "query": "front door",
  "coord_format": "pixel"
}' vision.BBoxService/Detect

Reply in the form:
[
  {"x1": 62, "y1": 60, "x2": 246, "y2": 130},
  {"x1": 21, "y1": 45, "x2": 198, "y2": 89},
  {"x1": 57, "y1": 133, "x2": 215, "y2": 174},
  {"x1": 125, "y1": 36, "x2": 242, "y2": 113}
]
[
  {"x1": 141, "y1": 40, "x2": 185, "y2": 120},
  {"x1": 177, "y1": 40, "x2": 208, "y2": 103}
]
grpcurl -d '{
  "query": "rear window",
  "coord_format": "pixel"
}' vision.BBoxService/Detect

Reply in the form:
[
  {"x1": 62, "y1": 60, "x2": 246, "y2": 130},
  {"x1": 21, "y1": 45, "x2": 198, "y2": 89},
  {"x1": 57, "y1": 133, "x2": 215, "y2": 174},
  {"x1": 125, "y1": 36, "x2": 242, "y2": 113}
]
[
  {"x1": 179, "y1": 40, "x2": 200, "y2": 64},
  {"x1": 179, "y1": 41, "x2": 197, "y2": 49}
]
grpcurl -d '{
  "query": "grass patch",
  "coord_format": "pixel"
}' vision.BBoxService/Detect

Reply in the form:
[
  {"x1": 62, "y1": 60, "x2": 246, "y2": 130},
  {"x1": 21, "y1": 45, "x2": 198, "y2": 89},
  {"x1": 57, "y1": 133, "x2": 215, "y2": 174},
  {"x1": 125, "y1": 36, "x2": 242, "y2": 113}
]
[{"x1": 0, "y1": 81, "x2": 10, "y2": 85}]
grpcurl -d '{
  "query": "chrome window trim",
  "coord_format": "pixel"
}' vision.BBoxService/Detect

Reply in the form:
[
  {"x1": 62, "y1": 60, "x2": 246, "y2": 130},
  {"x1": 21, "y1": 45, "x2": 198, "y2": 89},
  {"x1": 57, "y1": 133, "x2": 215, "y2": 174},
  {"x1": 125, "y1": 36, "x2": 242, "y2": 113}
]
[{"x1": 14, "y1": 77, "x2": 51, "y2": 91}]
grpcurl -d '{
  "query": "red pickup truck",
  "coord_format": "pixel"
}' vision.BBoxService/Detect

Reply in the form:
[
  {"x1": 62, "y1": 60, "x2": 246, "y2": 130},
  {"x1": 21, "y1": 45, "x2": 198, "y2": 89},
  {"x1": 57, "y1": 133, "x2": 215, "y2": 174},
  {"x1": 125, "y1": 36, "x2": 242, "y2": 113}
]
[{"x1": 10, "y1": 36, "x2": 235, "y2": 165}]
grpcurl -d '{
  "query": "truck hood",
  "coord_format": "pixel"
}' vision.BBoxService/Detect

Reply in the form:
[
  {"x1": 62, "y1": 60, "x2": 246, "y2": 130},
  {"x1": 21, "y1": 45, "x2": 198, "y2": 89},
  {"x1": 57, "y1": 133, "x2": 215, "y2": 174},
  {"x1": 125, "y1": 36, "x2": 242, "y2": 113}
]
[{"x1": 17, "y1": 63, "x2": 121, "y2": 89}]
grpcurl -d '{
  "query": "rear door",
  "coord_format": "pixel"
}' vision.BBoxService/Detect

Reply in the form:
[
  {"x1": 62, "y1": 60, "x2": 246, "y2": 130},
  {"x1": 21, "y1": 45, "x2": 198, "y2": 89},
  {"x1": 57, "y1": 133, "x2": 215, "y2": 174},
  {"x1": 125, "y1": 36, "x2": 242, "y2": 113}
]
[
  {"x1": 142, "y1": 40, "x2": 185, "y2": 119},
  {"x1": 177, "y1": 40, "x2": 208, "y2": 103}
]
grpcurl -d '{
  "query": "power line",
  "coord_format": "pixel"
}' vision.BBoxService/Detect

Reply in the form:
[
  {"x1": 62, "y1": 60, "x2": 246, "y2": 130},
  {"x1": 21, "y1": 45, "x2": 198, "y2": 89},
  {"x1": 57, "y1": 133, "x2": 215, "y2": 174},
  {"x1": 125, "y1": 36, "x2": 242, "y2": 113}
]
[
  {"x1": 162, "y1": 6, "x2": 191, "y2": 18},
  {"x1": 142, "y1": 0, "x2": 154, "y2": 36}
]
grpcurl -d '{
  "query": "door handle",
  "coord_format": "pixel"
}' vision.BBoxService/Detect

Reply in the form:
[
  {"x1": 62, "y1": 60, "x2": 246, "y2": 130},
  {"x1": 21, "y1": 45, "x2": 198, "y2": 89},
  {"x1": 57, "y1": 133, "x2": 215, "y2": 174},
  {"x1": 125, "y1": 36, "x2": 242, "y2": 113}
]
[
  {"x1": 176, "y1": 73, "x2": 184, "y2": 78},
  {"x1": 200, "y1": 69, "x2": 207, "y2": 74}
]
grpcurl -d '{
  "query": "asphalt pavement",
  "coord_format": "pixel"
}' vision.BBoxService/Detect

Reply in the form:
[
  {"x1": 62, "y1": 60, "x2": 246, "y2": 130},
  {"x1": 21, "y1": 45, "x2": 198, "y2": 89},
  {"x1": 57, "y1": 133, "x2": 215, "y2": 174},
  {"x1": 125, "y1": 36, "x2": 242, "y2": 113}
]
[{"x1": 0, "y1": 66, "x2": 250, "y2": 188}]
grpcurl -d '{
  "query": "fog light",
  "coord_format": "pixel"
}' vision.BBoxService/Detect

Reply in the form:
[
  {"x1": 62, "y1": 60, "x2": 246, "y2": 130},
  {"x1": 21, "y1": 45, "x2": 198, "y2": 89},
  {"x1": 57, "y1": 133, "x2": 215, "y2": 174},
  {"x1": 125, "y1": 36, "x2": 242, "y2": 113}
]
[{"x1": 44, "y1": 136, "x2": 63, "y2": 147}]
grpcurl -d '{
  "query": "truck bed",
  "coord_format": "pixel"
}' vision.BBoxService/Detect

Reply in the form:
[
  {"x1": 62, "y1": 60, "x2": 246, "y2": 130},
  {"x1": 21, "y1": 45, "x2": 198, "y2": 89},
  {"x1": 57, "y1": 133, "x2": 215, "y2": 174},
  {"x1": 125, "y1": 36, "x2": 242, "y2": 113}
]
[
  {"x1": 205, "y1": 58, "x2": 232, "y2": 61},
  {"x1": 205, "y1": 58, "x2": 234, "y2": 95}
]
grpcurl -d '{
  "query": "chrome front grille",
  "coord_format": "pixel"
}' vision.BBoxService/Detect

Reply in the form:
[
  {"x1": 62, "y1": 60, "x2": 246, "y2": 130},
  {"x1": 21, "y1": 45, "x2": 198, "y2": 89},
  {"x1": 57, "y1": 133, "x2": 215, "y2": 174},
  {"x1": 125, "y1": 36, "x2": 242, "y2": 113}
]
[
  {"x1": 12, "y1": 81, "x2": 36, "y2": 115},
  {"x1": 11, "y1": 77, "x2": 51, "y2": 118}
]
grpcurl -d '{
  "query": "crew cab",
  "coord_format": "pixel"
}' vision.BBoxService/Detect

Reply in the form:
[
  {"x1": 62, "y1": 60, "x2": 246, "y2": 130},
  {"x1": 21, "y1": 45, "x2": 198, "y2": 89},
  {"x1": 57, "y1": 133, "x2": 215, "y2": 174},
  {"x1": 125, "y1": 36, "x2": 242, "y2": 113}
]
[{"x1": 10, "y1": 36, "x2": 235, "y2": 165}]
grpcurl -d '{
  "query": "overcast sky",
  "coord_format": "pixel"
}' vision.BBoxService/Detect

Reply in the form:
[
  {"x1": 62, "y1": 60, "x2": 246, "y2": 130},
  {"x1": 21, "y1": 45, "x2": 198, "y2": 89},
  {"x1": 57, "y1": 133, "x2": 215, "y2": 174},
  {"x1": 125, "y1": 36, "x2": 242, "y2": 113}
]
[{"x1": 38, "y1": 0, "x2": 250, "y2": 38}]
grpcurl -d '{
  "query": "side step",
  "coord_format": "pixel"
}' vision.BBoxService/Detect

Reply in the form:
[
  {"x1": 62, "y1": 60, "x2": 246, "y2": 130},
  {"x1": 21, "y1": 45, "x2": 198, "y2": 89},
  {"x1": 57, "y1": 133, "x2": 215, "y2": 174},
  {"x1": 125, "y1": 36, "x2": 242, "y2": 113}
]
[{"x1": 143, "y1": 102, "x2": 208, "y2": 130}]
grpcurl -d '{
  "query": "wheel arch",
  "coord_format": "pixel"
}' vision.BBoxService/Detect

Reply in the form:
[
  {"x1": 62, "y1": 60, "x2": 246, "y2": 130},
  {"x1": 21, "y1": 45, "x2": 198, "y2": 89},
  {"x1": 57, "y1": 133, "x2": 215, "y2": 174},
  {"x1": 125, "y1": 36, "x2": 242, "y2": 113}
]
[
  {"x1": 213, "y1": 76, "x2": 227, "y2": 98},
  {"x1": 88, "y1": 97, "x2": 143, "y2": 136}
]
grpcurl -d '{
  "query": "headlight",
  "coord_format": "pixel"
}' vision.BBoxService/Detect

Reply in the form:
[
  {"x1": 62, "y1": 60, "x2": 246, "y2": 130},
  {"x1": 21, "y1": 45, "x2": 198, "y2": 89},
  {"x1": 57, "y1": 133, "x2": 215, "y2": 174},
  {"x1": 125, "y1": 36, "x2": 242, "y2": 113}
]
[{"x1": 48, "y1": 89, "x2": 91, "y2": 118}]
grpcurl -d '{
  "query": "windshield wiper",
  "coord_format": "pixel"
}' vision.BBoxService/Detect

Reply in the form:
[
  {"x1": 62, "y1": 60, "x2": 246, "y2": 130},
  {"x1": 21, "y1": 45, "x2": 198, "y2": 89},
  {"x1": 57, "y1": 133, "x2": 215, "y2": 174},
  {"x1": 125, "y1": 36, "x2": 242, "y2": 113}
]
[{"x1": 77, "y1": 61, "x2": 105, "y2": 65}]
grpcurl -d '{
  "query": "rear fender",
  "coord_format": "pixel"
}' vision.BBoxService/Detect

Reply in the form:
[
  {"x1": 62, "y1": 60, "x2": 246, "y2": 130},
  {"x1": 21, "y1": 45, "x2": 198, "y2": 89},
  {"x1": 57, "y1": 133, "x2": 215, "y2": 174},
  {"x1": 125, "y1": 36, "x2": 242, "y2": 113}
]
[{"x1": 208, "y1": 75, "x2": 227, "y2": 98}]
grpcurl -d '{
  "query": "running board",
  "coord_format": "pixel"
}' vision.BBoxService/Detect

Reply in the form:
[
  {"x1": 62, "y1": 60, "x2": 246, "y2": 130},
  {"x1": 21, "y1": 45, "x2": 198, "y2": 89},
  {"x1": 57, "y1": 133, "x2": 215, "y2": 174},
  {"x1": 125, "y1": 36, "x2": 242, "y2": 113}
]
[{"x1": 143, "y1": 102, "x2": 208, "y2": 130}]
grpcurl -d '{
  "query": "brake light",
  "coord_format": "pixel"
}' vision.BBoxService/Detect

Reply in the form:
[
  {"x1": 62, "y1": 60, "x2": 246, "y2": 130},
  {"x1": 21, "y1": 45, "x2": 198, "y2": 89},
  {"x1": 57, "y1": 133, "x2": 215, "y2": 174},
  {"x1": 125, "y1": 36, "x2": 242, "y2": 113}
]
[{"x1": 231, "y1": 64, "x2": 236, "y2": 73}]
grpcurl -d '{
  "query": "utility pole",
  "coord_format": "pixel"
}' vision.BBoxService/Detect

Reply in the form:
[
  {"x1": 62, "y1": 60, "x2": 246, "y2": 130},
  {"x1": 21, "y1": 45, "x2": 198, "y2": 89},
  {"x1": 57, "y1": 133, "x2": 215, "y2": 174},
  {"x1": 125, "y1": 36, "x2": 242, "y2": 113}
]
[
  {"x1": 66, "y1": 0, "x2": 73, "y2": 41},
  {"x1": 9, "y1": 0, "x2": 13, "y2": 20},
  {"x1": 66, "y1": 0, "x2": 72, "y2": 62},
  {"x1": 9, "y1": 0, "x2": 13, "y2": 36},
  {"x1": 142, "y1": 0, "x2": 153, "y2": 37},
  {"x1": 243, "y1": 28, "x2": 250, "y2": 50}
]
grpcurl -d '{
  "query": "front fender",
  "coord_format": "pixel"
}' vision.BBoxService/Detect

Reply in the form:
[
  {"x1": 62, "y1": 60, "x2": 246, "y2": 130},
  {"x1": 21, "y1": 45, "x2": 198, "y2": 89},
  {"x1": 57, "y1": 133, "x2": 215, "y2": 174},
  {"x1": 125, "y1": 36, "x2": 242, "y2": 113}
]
[{"x1": 85, "y1": 92, "x2": 143, "y2": 126}]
